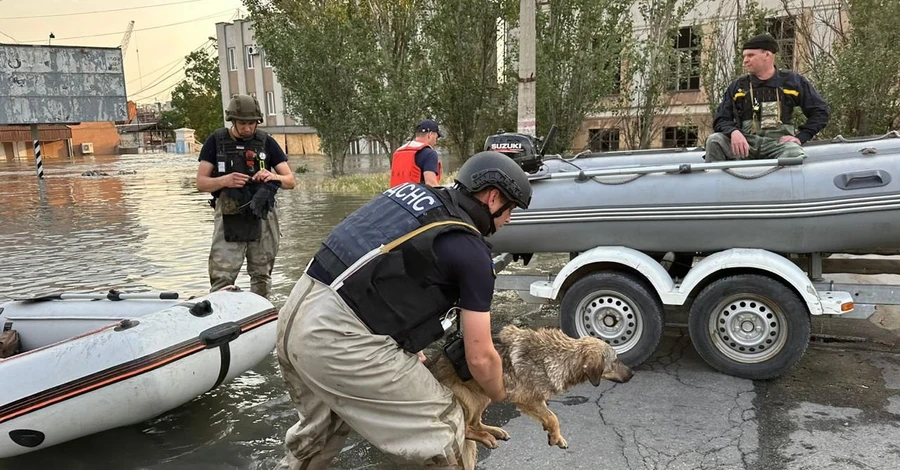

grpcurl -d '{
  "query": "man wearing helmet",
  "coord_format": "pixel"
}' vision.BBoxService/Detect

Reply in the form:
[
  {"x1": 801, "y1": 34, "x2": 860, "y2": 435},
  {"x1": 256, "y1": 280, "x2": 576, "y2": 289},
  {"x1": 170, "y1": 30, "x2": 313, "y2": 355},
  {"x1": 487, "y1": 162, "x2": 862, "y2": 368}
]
[
  {"x1": 274, "y1": 151, "x2": 532, "y2": 470},
  {"x1": 196, "y1": 94, "x2": 295, "y2": 299}
]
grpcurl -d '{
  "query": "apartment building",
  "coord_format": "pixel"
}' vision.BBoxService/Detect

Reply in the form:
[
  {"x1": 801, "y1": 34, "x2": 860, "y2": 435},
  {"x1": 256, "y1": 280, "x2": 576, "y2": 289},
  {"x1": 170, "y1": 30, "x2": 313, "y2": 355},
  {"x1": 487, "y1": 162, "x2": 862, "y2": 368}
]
[
  {"x1": 215, "y1": 19, "x2": 320, "y2": 155},
  {"x1": 573, "y1": 0, "x2": 841, "y2": 151}
]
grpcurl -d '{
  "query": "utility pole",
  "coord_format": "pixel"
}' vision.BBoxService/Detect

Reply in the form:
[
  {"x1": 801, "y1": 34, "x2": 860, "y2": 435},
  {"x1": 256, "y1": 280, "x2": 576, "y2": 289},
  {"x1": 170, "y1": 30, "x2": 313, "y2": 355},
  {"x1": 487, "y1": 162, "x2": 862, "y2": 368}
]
[{"x1": 517, "y1": 0, "x2": 536, "y2": 136}]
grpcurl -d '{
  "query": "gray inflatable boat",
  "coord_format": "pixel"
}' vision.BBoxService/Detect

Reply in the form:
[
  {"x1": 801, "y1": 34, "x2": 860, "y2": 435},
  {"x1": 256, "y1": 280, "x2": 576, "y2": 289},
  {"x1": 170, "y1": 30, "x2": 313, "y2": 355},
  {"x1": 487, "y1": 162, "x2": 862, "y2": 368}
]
[{"x1": 488, "y1": 132, "x2": 900, "y2": 255}]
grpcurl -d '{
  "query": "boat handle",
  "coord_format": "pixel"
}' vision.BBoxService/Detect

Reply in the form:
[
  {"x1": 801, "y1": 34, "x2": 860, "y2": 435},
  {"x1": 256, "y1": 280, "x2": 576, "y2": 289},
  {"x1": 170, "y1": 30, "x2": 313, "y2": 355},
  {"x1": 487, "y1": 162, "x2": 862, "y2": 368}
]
[
  {"x1": 833, "y1": 170, "x2": 891, "y2": 190},
  {"x1": 188, "y1": 300, "x2": 214, "y2": 317},
  {"x1": 200, "y1": 322, "x2": 242, "y2": 349},
  {"x1": 9, "y1": 429, "x2": 45, "y2": 448}
]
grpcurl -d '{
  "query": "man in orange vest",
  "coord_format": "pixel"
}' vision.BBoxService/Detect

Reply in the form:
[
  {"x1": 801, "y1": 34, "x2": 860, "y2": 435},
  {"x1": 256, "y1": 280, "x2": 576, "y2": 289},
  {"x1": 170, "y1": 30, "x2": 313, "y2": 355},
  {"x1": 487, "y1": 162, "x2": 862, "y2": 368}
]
[{"x1": 390, "y1": 119, "x2": 442, "y2": 187}]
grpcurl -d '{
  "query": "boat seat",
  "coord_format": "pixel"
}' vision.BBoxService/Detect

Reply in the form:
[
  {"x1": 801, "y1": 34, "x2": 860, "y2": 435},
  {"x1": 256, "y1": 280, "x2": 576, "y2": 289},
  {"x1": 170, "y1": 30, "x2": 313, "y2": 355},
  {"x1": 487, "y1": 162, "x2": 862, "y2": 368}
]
[
  {"x1": 0, "y1": 330, "x2": 21, "y2": 358},
  {"x1": 1, "y1": 299, "x2": 180, "y2": 352}
]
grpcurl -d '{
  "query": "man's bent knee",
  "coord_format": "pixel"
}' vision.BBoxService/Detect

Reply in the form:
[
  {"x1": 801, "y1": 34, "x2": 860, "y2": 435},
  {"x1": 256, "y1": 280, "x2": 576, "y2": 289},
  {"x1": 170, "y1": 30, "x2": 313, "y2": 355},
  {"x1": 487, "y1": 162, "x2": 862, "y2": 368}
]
[
  {"x1": 780, "y1": 143, "x2": 806, "y2": 159},
  {"x1": 704, "y1": 133, "x2": 731, "y2": 162}
]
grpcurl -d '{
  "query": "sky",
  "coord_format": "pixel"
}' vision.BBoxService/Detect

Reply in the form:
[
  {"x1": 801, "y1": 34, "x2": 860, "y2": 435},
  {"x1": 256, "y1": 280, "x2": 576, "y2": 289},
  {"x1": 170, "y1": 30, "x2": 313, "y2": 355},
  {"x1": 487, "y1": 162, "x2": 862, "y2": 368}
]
[{"x1": 0, "y1": 0, "x2": 245, "y2": 104}]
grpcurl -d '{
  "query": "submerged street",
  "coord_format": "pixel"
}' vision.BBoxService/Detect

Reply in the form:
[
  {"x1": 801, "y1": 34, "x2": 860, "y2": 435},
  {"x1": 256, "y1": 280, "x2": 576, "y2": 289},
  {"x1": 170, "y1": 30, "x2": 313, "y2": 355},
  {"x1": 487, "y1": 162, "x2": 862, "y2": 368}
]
[{"x1": 1, "y1": 154, "x2": 899, "y2": 469}]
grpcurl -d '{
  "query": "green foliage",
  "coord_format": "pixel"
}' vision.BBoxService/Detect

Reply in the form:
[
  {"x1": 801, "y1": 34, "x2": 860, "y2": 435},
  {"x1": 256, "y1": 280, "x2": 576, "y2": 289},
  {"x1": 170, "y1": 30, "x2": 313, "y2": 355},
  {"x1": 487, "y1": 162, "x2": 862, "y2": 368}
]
[
  {"x1": 809, "y1": 0, "x2": 900, "y2": 137},
  {"x1": 157, "y1": 108, "x2": 186, "y2": 140},
  {"x1": 299, "y1": 170, "x2": 456, "y2": 194},
  {"x1": 423, "y1": 0, "x2": 519, "y2": 159},
  {"x1": 615, "y1": 0, "x2": 699, "y2": 149},
  {"x1": 247, "y1": 0, "x2": 435, "y2": 176},
  {"x1": 246, "y1": 0, "x2": 367, "y2": 176},
  {"x1": 700, "y1": 0, "x2": 771, "y2": 117},
  {"x1": 169, "y1": 49, "x2": 221, "y2": 142},
  {"x1": 355, "y1": 1, "x2": 434, "y2": 159},
  {"x1": 535, "y1": 0, "x2": 633, "y2": 153}
]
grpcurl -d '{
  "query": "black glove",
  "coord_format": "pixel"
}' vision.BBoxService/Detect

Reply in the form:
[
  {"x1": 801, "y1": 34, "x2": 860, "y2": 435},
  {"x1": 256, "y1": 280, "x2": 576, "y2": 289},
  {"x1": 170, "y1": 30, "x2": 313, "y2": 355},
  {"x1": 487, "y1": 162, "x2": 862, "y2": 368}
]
[{"x1": 249, "y1": 180, "x2": 282, "y2": 219}]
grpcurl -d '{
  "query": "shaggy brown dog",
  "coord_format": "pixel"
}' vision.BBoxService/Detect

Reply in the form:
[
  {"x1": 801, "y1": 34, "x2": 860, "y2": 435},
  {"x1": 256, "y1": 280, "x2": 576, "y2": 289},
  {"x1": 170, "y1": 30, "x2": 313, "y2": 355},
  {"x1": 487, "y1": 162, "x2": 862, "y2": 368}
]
[{"x1": 429, "y1": 325, "x2": 634, "y2": 449}]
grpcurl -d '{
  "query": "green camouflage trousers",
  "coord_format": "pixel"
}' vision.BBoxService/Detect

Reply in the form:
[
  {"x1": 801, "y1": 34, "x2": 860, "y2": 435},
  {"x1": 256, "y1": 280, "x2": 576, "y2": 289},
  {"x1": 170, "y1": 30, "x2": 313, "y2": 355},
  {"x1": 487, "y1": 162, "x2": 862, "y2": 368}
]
[
  {"x1": 274, "y1": 274, "x2": 475, "y2": 470},
  {"x1": 208, "y1": 203, "x2": 280, "y2": 298},
  {"x1": 705, "y1": 122, "x2": 806, "y2": 162}
]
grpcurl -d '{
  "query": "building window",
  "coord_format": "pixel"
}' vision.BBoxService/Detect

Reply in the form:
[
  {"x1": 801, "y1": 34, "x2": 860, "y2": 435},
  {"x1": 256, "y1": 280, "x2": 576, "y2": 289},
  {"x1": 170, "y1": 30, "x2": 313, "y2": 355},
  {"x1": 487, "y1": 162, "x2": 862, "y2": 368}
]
[
  {"x1": 767, "y1": 17, "x2": 796, "y2": 70},
  {"x1": 663, "y1": 126, "x2": 698, "y2": 148},
  {"x1": 264, "y1": 52, "x2": 272, "y2": 68},
  {"x1": 246, "y1": 46, "x2": 255, "y2": 69},
  {"x1": 588, "y1": 129, "x2": 620, "y2": 152},
  {"x1": 671, "y1": 27, "x2": 701, "y2": 91},
  {"x1": 266, "y1": 91, "x2": 276, "y2": 116},
  {"x1": 227, "y1": 47, "x2": 236, "y2": 71}
]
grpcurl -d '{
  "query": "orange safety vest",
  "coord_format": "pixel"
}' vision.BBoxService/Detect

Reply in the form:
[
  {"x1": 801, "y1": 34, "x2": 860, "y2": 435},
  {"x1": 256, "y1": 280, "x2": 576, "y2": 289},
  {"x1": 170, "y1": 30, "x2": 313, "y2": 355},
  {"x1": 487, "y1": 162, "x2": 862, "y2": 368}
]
[{"x1": 390, "y1": 141, "x2": 442, "y2": 186}]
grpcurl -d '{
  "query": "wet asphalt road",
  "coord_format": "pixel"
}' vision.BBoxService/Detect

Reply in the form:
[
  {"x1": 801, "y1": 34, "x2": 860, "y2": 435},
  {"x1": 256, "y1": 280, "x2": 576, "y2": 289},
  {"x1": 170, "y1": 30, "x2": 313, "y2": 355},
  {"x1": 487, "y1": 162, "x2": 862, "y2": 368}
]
[
  {"x1": 330, "y1": 302, "x2": 900, "y2": 470},
  {"x1": 473, "y1": 331, "x2": 900, "y2": 470}
]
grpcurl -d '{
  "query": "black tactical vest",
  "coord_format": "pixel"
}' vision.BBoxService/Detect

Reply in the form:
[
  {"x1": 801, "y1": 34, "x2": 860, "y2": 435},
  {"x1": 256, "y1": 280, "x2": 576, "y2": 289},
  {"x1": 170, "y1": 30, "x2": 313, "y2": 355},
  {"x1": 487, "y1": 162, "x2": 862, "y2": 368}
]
[
  {"x1": 731, "y1": 71, "x2": 803, "y2": 126},
  {"x1": 211, "y1": 128, "x2": 271, "y2": 198},
  {"x1": 311, "y1": 183, "x2": 485, "y2": 353}
]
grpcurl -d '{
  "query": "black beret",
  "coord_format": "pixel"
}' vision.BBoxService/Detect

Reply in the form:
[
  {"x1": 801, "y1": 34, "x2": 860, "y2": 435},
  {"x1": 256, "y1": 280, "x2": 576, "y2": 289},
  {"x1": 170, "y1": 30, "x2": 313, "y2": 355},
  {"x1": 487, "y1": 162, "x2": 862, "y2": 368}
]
[{"x1": 742, "y1": 33, "x2": 778, "y2": 53}]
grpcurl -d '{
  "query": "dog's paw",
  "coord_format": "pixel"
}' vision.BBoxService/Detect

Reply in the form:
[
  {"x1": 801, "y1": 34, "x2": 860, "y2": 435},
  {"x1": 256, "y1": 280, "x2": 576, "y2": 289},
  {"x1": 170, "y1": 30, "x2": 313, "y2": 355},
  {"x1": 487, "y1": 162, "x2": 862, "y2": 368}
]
[
  {"x1": 466, "y1": 430, "x2": 499, "y2": 449},
  {"x1": 548, "y1": 433, "x2": 568, "y2": 449},
  {"x1": 483, "y1": 425, "x2": 511, "y2": 441}
]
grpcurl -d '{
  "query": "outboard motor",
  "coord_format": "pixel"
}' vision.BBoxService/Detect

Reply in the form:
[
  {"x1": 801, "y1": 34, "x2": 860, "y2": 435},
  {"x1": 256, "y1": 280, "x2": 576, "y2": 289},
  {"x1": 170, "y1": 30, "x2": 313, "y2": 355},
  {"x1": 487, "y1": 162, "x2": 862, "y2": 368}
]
[{"x1": 483, "y1": 125, "x2": 556, "y2": 174}]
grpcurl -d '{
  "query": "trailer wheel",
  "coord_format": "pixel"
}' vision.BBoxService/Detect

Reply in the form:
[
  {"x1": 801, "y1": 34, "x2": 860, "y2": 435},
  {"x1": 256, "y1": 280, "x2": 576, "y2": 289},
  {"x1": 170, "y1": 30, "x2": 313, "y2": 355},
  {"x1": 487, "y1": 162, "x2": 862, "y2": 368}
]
[
  {"x1": 560, "y1": 272, "x2": 663, "y2": 367},
  {"x1": 688, "y1": 274, "x2": 810, "y2": 380}
]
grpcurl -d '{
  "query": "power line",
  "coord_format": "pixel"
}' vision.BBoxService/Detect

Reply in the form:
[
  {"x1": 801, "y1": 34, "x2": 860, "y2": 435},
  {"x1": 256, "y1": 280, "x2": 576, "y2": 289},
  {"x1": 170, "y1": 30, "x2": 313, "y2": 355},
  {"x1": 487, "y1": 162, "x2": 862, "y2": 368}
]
[
  {"x1": 126, "y1": 46, "x2": 214, "y2": 95},
  {"x1": 0, "y1": 0, "x2": 210, "y2": 20},
  {"x1": 128, "y1": 54, "x2": 186, "y2": 85},
  {"x1": 130, "y1": 66, "x2": 186, "y2": 97},
  {"x1": 128, "y1": 43, "x2": 215, "y2": 95},
  {"x1": 131, "y1": 76, "x2": 187, "y2": 102},
  {"x1": 0, "y1": 29, "x2": 18, "y2": 42},
  {"x1": 20, "y1": 9, "x2": 236, "y2": 43},
  {"x1": 129, "y1": 44, "x2": 217, "y2": 99},
  {"x1": 127, "y1": 40, "x2": 213, "y2": 85}
]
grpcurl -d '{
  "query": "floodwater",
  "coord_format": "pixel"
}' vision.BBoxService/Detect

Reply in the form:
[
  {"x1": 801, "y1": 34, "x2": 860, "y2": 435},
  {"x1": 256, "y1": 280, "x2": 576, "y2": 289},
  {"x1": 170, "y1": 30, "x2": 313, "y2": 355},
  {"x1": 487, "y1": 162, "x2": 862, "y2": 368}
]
[{"x1": 0, "y1": 151, "x2": 542, "y2": 469}]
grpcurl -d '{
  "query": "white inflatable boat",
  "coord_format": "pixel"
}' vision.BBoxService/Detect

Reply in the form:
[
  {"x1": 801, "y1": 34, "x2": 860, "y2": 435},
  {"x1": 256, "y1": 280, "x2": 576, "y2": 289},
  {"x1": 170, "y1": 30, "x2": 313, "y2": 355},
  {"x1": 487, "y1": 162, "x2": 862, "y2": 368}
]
[{"x1": 0, "y1": 289, "x2": 278, "y2": 458}]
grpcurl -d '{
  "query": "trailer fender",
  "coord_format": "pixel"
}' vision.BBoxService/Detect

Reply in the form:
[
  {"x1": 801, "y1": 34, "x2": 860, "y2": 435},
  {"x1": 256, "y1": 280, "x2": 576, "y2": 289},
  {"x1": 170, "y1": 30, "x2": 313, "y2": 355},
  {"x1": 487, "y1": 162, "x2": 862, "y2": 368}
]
[
  {"x1": 530, "y1": 246, "x2": 675, "y2": 301},
  {"x1": 678, "y1": 248, "x2": 824, "y2": 315}
]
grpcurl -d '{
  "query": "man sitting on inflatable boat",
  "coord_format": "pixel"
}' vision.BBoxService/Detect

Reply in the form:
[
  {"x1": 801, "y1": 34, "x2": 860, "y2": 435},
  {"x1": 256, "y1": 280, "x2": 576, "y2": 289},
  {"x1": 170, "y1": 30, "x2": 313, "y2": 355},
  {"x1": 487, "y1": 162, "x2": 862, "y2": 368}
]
[{"x1": 705, "y1": 33, "x2": 829, "y2": 162}]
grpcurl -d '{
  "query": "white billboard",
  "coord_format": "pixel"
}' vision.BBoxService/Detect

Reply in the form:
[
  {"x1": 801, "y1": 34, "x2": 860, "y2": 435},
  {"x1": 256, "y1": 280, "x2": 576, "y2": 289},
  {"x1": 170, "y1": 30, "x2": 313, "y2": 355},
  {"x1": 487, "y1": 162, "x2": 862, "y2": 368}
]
[{"x1": 0, "y1": 44, "x2": 127, "y2": 124}]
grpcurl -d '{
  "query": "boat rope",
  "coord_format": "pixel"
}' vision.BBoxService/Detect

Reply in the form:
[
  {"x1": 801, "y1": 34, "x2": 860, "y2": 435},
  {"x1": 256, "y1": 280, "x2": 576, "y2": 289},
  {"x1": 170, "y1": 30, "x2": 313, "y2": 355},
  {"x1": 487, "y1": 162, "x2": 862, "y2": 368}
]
[
  {"x1": 562, "y1": 150, "x2": 593, "y2": 162},
  {"x1": 722, "y1": 165, "x2": 785, "y2": 180},
  {"x1": 590, "y1": 174, "x2": 646, "y2": 185},
  {"x1": 831, "y1": 130, "x2": 899, "y2": 143}
]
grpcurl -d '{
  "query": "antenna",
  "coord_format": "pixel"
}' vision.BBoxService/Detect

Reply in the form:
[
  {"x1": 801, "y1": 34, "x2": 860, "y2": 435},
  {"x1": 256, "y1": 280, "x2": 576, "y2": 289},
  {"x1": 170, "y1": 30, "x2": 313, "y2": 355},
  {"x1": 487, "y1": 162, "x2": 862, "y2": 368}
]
[
  {"x1": 539, "y1": 125, "x2": 558, "y2": 158},
  {"x1": 135, "y1": 33, "x2": 143, "y2": 90}
]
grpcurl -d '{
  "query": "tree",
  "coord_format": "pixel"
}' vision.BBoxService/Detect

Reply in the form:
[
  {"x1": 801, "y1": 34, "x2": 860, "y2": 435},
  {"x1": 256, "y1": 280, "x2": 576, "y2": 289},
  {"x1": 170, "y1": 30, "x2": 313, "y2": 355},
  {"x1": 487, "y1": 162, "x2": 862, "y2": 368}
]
[
  {"x1": 614, "y1": 0, "x2": 699, "y2": 149},
  {"x1": 247, "y1": 0, "x2": 371, "y2": 176},
  {"x1": 356, "y1": 1, "x2": 435, "y2": 161},
  {"x1": 248, "y1": 0, "x2": 436, "y2": 175},
  {"x1": 157, "y1": 108, "x2": 186, "y2": 140},
  {"x1": 785, "y1": 0, "x2": 900, "y2": 137},
  {"x1": 169, "y1": 49, "x2": 221, "y2": 143},
  {"x1": 423, "y1": 0, "x2": 518, "y2": 158},
  {"x1": 535, "y1": 0, "x2": 632, "y2": 154},
  {"x1": 699, "y1": 0, "x2": 771, "y2": 117}
]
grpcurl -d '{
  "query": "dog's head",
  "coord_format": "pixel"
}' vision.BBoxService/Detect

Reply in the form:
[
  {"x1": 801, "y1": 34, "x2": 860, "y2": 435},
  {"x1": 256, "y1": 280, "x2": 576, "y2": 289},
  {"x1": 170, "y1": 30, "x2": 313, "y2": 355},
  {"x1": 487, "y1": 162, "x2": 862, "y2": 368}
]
[{"x1": 579, "y1": 337, "x2": 634, "y2": 386}]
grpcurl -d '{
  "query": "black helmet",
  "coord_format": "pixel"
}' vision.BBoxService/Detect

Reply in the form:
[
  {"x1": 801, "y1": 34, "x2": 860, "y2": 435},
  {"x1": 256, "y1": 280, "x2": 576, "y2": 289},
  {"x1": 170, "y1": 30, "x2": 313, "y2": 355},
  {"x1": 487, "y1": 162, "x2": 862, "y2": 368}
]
[
  {"x1": 455, "y1": 151, "x2": 532, "y2": 209},
  {"x1": 225, "y1": 94, "x2": 263, "y2": 123}
]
